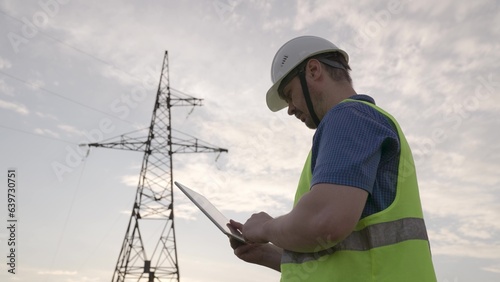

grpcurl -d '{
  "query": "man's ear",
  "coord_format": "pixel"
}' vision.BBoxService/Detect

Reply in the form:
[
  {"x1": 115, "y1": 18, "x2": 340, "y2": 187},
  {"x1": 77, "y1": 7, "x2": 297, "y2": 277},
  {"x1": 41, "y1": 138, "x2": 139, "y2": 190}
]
[{"x1": 306, "y1": 59, "x2": 323, "y2": 81}]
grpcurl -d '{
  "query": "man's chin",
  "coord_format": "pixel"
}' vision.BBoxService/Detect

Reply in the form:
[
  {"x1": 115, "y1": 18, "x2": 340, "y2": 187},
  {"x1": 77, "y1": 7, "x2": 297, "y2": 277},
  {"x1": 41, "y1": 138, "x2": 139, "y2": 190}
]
[{"x1": 304, "y1": 119, "x2": 317, "y2": 130}]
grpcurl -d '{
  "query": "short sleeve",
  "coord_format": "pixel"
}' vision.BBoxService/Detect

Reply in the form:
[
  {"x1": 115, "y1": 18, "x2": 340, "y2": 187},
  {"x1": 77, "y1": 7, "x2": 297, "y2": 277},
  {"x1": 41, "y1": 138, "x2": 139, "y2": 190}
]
[{"x1": 310, "y1": 102, "x2": 399, "y2": 194}]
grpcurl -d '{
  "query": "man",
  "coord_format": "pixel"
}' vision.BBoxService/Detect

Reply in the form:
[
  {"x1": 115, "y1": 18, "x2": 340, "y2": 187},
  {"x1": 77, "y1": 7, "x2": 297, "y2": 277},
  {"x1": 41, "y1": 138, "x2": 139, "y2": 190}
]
[{"x1": 229, "y1": 35, "x2": 436, "y2": 281}]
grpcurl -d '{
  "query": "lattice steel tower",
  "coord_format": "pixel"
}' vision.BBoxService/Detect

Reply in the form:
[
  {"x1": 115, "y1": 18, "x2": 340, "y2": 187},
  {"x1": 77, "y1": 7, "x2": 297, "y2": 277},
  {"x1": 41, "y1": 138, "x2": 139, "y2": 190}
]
[{"x1": 85, "y1": 51, "x2": 227, "y2": 281}]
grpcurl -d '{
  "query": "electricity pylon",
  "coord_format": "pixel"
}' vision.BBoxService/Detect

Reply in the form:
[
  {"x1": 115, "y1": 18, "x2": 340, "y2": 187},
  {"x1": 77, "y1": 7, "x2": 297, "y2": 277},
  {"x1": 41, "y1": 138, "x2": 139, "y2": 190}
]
[{"x1": 84, "y1": 51, "x2": 227, "y2": 281}]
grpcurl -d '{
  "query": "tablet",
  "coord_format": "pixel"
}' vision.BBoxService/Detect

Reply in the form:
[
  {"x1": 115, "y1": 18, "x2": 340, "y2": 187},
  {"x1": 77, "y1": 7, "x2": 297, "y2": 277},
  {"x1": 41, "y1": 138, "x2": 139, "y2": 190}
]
[{"x1": 175, "y1": 181, "x2": 245, "y2": 243}]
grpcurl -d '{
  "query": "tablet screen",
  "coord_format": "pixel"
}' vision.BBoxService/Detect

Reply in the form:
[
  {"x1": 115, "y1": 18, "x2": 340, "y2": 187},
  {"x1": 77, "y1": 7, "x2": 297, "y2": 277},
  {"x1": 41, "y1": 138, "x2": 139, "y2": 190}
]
[{"x1": 175, "y1": 181, "x2": 245, "y2": 242}]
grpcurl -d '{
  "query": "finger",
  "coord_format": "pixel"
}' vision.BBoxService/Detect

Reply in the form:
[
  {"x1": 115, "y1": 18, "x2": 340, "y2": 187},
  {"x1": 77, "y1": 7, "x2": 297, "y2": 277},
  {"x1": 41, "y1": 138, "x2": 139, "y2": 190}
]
[
  {"x1": 229, "y1": 219, "x2": 243, "y2": 230},
  {"x1": 229, "y1": 237, "x2": 245, "y2": 250}
]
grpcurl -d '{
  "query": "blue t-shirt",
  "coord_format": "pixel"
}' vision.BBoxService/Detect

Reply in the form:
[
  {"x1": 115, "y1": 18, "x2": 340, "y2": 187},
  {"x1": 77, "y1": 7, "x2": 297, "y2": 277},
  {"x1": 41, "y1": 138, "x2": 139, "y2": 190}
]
[{"x1": 310, "y1": 95, "x2": 400, "y2": 218}]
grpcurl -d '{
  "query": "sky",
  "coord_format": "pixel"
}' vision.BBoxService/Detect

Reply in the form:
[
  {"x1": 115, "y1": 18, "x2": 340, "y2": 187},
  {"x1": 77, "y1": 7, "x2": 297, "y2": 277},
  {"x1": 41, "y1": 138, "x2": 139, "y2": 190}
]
[{"x1": 0, "y1": 0, "x2": 499, "y2": 281}]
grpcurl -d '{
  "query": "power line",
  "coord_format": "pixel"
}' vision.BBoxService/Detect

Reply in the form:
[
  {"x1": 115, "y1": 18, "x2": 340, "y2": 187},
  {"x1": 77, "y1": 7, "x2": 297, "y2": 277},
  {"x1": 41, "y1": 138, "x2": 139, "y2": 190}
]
[
  {"x1": 0, "y1": 75, "x2": 210, "y2": 148},
  {"x1": 43, "y1": 158, "x2": 88, "y2": 282},
  {"x1": 0, "y1": 7, "x2": 211, "y2": 158},
  {"x1": 0, "y1": 8, "x2": 113, "y2": 67},
  {"x1": 0, "y1": 7, "x2": 200, "y2": 100},
  {"x1": 0, "y1": 7, "x2": 201, "y2": 133},
  {"x1": 0, "y1": 69, "x2": 139, "y2": 125},
  {"x1": 0, "y1": 123, "x2": 77, "y2": 145}
]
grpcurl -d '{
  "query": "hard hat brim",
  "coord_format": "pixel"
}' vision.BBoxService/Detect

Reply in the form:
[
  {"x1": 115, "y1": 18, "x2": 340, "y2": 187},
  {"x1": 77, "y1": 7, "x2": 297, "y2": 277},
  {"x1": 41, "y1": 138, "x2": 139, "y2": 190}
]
[{"x1": 266, "y1": 81, "x2": 288, "y2": 112}]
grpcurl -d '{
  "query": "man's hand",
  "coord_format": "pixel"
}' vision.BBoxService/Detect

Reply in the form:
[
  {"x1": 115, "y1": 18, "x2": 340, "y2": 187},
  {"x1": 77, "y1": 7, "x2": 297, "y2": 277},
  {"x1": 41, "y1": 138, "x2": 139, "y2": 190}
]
[
  {"x1": 228, "y1": 219, "x2": 282, "y2": 272},
  {"x1": 242, "y1": 212, "x2": 274, "y2": 243}
]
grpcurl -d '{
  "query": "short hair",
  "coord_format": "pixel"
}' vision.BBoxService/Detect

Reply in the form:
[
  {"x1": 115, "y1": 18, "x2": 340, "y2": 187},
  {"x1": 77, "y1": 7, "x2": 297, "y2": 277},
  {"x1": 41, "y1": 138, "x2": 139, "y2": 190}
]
[{"x1": 319, "y1": 52, "x2": 352, "y2": 84}]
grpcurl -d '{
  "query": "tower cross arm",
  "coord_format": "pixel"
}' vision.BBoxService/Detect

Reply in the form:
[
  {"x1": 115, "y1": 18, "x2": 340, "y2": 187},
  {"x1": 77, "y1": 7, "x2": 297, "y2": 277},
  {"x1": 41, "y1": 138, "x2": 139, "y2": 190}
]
[
  {"x1": 169, "y1": 97, "x2": 203, "y2": 107},
  {"x1": 82, "y1": 135, "x2": 150, "y2": 153},
  {"x1": 171, "y1": 139, "x2": 228, "y2": 154}
]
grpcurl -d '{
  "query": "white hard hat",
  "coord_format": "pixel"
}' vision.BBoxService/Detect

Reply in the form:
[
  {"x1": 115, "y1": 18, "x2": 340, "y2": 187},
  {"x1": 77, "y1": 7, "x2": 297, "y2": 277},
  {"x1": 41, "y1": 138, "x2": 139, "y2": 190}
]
[{"x1": 266, "y1": 36, "x2": 349, "y2": 112}]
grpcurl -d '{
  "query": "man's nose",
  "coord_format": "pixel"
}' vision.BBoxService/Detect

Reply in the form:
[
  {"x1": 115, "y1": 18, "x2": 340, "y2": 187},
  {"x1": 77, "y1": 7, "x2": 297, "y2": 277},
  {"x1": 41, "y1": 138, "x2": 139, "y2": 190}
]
[{"x1": 287, "y1": 101, "x2": 295, "y2": 116}]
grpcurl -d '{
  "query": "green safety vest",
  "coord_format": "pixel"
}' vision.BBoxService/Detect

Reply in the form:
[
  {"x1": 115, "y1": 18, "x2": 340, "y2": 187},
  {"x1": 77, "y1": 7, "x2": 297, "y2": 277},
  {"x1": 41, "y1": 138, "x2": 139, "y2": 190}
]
[{"x1": 280, "y1": 99, "x2": 437, "y2": 282}]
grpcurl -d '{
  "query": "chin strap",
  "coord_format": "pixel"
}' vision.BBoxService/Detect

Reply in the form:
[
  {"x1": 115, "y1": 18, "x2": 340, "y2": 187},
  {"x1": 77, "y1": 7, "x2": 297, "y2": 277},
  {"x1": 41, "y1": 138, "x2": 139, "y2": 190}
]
[{"x1": 298, "y1": 71, "x2": 320, "y2": 127}]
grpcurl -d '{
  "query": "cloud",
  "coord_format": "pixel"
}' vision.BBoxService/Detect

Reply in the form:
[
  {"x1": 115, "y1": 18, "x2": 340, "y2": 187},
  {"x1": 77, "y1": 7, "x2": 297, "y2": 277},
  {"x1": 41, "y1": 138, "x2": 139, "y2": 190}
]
[
  {"x1": 174, "y1": 156, "x2": 298, "y2": 219},
  {"x1": 429, "y1": 228, "x2": 500, "y2": 259},
  {"x1": 175, "y1": 201, "x2": 200, "y2": 221},
  {"x1": 36, "y1": 111, "x2": 59, "y2": 120},
  {"x1": 432, "y1": 243, "x2": 500, "y2": 260},
  {"x1": 427, "y1": 150, "x2": 500, "y2": 187},
  {"x1": 0, "y1": 56, "x2": 12, "y2": 69},
  {"x1": 66, "y1": 277, "x2": 101, "y2": 282},
  {"x1": 34, "y1": 128, "x2": 60, "y2": 138},
  {"x1": 482, "y1": 264, "x2": 500, "y2": 274},
  {"x1": 421, "y1": 178, "x2": 500, "y2": 260},
  {"x1": 37, "y1": 270, "x2": 77, "y2": 275},
  {"x1": 0, "y1": 98, "x2": 29, "y2": 115},
  {"x1": 0, "y1": 79, "x2": 15, "y2": 96},
  {"x1": 120, "y1": 174, "x2": 138, "y2": 187},
  {"x1": 27, "y1": 78, "x2": 46, "y2": 90},
  {"x1": 98, "y1": 63, "x2": 159, "y2": 90},
  {"x1": 421, "y1": 179, "x2": 500, "y2": 227},
  {"x1": 262, "y1": 18, "x2": 291, "y2": 32},
  {"x1": 58, "y1": 124, "x2": 85, "y2": 136}
]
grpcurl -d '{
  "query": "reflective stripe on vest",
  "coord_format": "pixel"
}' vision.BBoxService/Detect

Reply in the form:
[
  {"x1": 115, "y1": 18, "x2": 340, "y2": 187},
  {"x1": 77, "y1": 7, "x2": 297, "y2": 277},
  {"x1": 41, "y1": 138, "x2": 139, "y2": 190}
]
[{"x1": 282, "y1": 217, "x2": 428, "y2": 264}]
